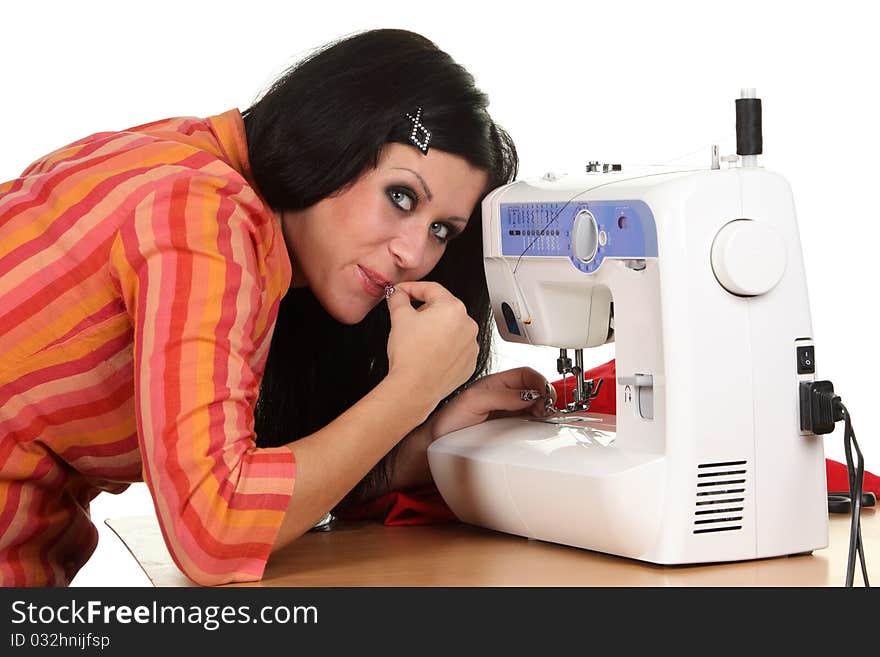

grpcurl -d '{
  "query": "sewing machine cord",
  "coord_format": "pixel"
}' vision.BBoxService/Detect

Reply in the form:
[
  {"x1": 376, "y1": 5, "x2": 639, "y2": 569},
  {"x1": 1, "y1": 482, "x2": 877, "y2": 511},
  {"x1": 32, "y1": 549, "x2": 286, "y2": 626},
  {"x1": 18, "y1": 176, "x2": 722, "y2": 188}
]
[{"x1": 838, "y1": 402, "x2": 869, "y2": 587}]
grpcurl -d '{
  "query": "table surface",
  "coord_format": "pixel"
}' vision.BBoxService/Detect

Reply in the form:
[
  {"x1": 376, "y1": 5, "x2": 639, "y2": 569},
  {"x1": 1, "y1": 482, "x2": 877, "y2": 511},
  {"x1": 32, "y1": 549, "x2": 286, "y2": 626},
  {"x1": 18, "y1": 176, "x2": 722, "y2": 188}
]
[{"x1": 105, "y1": 508, "x2": 877, "y2": 587}]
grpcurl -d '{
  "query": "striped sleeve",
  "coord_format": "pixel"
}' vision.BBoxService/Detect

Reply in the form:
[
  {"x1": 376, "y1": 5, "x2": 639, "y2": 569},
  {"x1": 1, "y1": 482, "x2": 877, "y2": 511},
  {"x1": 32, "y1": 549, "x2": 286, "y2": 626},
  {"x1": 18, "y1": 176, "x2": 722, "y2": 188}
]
[{"x1": 108, "y1": 173, "x2": 295, "y2": 586}]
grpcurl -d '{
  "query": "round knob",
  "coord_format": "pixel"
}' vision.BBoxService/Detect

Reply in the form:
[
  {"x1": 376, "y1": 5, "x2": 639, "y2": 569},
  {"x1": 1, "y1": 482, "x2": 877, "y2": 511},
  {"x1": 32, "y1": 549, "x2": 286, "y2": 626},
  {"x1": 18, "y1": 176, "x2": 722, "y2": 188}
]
[
  {"x1": 572, "y1": 210, "x2": 599, "y2": 263},
  {"x1": 711, "y1": 219, "x2": 787, "y2": 296}
]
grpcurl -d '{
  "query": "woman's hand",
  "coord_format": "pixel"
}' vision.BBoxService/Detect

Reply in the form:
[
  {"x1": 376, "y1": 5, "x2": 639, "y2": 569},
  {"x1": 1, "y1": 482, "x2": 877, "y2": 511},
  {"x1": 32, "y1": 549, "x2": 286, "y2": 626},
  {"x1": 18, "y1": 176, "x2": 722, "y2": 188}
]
[
  {"x1": 385, "y1": 281, "x2": 480, "y2": 413},
  {"x1": 426, "y1": 367, "x2": 557, "y2": 440}
]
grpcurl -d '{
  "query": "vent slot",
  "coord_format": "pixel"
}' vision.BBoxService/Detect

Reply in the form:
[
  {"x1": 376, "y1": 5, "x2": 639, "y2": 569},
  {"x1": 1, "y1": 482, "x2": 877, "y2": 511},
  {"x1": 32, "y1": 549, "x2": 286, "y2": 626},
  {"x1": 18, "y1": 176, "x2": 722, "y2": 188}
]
[{"x1": 693, "y1": 460, "x2": 747, "y2": 535}]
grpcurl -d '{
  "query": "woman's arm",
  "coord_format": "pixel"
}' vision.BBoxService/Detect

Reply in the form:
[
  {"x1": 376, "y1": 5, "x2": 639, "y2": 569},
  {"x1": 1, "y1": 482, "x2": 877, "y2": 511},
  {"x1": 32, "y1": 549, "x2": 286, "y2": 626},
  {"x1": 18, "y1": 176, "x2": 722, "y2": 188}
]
[
  {"x1": 274, "y1": 281, "x2": 484, "y2": 549},
  {"x1": 271, "y1": 372, "x2": 435, "y2": 551},
  {"x1": 112, "y1": 174, "x2": 303, "y2": 586},
  {"x1": 386, "y1": 418, "x2": 436, "y2": 492},
  {"x1": 304, "y1": 365, "x2": 558, "y2": 524},
  {"x1": 336, "y1": 367, "x2": 557, "y2": 507}
]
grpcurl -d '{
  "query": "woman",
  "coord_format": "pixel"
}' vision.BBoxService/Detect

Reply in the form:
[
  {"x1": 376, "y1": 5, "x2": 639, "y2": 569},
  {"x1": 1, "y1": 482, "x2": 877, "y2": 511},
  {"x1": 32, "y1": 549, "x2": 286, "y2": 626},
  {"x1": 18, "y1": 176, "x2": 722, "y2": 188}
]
[{"x1": 0, "y1": 28, "x2": 551, "y2": 587}]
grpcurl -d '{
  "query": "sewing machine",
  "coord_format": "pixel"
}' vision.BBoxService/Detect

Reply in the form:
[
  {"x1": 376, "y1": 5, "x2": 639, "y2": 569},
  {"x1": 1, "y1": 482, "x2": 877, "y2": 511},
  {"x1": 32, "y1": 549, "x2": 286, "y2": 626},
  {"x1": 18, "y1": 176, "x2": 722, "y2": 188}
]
[{"x1": 427, "y1": 91, "x2": 829, "y2": 565}]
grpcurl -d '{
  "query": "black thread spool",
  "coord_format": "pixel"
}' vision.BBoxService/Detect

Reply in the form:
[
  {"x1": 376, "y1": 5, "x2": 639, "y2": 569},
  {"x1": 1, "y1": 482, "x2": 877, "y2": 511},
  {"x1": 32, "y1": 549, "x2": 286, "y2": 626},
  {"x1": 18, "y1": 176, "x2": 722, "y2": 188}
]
[{"x1": 735, "y1": 97, "x2": 763, "y2": 157}]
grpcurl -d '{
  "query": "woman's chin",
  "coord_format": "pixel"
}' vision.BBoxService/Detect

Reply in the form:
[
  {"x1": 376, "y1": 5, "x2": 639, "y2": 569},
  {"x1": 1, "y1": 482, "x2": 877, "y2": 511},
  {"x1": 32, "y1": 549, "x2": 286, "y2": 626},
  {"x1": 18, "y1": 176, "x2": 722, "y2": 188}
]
[
  {"x1": 326, "y1": 301, "x2": 373, "y2": 326},
  {"x1": 311, "y1": 283, "x2": 379, "y2": 325}
]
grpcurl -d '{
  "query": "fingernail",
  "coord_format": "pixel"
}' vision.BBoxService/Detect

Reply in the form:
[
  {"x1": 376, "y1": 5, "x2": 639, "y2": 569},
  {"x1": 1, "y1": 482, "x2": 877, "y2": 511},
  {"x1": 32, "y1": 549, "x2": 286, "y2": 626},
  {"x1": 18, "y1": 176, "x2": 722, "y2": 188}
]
[
  {"x1": 384, "y1": 284, "x2": 396, "y2": 299},
  {"x1": 520, "y1": 389, "x2": 541, "y2": 402}
]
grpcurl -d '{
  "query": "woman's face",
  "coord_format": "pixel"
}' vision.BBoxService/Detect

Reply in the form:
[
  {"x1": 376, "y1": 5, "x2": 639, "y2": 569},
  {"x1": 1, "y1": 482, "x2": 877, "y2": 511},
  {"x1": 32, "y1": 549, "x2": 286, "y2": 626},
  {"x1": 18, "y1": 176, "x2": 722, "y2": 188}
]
[{"x1": 278, "y1": 143, "x2": 490, "y2": 324}]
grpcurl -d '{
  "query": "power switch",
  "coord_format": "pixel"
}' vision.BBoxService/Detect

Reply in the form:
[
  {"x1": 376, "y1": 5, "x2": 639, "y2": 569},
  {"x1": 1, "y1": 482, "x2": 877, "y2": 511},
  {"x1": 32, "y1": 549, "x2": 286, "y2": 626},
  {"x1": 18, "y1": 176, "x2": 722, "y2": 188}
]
[{"x1": 797, "y1": 345, "x2": 815, "y2": 374}]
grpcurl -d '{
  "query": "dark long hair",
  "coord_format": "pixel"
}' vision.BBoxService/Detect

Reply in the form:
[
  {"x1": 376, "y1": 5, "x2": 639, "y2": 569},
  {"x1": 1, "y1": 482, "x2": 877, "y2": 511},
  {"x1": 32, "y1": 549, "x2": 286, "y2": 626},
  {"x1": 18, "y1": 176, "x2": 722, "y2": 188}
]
[{"x1": 243, "y1": 29, "x2": 518, "y2": 507}]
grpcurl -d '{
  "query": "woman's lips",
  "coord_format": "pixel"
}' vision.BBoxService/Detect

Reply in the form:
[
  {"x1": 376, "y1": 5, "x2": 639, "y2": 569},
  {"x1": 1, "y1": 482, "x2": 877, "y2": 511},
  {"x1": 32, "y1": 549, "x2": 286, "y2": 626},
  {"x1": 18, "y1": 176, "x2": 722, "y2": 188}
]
[
  {"x1": 357, "y1": 266, "x2": 387, "y2": 298},
  {"x1": 359, "y1": 265, "x2": 390, "y2": 286}
]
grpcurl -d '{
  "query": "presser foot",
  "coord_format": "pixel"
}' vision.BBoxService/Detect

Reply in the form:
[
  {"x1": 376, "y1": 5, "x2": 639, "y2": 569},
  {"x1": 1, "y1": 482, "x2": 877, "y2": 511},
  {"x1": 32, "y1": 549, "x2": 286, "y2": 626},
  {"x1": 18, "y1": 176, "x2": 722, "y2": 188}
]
[{"x1": 546, "y1": 377, "x2": 604, "y2": 415}]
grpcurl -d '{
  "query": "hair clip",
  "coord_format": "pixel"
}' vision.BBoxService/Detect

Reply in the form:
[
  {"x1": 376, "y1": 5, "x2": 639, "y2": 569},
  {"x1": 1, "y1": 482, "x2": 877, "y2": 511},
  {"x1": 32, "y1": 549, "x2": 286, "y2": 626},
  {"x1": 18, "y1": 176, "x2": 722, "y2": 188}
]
[{"x1": 405, "y1": 107, "x2": 431, "y2": 155}]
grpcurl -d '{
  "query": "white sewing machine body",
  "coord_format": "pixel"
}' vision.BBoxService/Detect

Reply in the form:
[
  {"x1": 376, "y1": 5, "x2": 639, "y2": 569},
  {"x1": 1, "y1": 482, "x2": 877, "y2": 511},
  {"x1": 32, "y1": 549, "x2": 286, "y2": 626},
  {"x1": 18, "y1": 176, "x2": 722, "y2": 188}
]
[{"x1": 427, "y1": 164, "x2": 829, "y2": 565}]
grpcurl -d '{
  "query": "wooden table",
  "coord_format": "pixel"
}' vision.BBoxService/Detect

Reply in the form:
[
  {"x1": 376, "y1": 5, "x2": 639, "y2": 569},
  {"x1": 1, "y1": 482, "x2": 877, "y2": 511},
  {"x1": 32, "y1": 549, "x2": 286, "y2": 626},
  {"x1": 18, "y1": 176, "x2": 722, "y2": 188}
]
[{"x1": 105, "y1": 509, "x2": 877, "y2": 587}]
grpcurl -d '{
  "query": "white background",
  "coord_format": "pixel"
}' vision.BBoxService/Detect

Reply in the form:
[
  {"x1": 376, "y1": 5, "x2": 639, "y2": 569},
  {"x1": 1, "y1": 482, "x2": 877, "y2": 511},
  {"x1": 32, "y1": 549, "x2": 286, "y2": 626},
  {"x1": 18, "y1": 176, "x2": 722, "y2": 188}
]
[{"x1": 2, "y1": 0, "x2": 876, "y2": 586}]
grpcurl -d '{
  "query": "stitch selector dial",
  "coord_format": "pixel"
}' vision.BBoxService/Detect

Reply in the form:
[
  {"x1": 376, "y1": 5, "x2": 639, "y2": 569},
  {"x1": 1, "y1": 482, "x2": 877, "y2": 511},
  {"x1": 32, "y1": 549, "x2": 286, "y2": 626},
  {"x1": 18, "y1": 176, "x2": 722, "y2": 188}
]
[{"x1": 572, "y1": 209, "x2": 599, "y2": 263}]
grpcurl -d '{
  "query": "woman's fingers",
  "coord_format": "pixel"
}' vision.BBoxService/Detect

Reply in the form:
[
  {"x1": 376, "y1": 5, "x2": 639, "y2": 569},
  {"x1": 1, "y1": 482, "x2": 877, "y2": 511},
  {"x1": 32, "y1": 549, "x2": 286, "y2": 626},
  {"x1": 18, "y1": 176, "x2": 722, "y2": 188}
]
[
  {"x1": 483, "y1": 388, "x2": 552, "y2": 421},
  {"x1": 393, "y1": 281, "x2": 457, "y2": 307},
  {"x1": 385, "y1": 281, "x2": 480, "y2": 409},
  {"x1": 472, "y1": 367, "x2": 557, "y2": 418},
  {"x1": 385, "y1": 283, "x2": 414, "y2": 316},
  {"x1": 486, "y1": 367, "x2": 555, "y2": 400},
  {"x1": 473, "y1": 385, "x2": 544, "y2": 415}
]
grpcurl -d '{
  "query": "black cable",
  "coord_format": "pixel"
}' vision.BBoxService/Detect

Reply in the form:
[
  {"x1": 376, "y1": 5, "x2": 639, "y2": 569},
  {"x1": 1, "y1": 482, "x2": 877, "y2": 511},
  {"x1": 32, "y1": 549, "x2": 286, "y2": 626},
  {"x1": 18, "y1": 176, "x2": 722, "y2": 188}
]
[
  {"x1": 837, "y1": 402, "x2": 869, "y2": 587},
  {"x1": 801, "y1": 381, "x2": 870, "y2": 587}
]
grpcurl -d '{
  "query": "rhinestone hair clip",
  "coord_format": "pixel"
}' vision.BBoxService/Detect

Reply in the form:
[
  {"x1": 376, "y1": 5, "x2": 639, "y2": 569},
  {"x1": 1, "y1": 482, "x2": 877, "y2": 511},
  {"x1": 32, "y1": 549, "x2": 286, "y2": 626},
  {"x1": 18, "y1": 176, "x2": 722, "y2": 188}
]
[{"x1": 406, "y1": 107, "x2": 431, "y2": 155}]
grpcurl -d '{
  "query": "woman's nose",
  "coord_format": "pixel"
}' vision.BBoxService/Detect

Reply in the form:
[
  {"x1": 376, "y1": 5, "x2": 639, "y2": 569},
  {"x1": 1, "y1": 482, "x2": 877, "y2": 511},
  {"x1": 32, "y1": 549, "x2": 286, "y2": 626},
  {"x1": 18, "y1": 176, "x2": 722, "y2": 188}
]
[{"x1": 389, "y1": 222, "x2": 431, "y2": 271}]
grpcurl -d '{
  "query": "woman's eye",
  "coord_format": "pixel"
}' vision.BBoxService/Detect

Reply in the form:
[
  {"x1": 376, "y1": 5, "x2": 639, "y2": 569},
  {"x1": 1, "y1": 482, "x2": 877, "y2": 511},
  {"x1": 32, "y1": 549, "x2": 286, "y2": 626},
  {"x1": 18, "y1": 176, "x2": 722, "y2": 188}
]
[
  {"x1": 431, "y1": 222, "x2": 451, "y2": 242},
  {"x1": 388, "y1": 188, "x2": 415, "y2": 211}
]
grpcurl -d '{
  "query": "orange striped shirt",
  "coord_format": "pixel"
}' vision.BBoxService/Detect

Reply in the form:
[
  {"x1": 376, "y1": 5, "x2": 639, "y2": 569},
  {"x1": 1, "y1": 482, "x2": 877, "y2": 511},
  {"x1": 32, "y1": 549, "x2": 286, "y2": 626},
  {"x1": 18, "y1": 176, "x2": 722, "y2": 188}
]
[{"x1": 0, "y1": 109, "x2": 296, "y2": 586}]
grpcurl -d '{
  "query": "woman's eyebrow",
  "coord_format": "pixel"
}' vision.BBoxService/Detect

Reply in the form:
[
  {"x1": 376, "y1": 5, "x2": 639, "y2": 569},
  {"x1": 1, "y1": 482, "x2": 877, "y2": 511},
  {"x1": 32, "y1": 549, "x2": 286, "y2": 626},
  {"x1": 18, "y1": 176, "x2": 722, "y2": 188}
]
[
  {"x1": 391, "y1": 167, "x2": 469, "y2": 225},
  {"x1": 391, "y1": 167, "x2": 433, "y2": 201}
]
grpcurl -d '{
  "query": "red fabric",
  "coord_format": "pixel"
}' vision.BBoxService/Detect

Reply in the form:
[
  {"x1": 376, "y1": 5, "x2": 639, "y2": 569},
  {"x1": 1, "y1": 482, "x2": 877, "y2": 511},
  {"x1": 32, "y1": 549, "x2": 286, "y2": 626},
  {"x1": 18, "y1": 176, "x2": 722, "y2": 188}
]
[
  {"x1": 827, "y1": 460, "x2": 880, "y2": 496},
  {"x1": 334, "y1": 485, "x2": 458, "y2": 525},
  {"x1": 342, "y1": 358, "x2": 876, "y2": 525}
]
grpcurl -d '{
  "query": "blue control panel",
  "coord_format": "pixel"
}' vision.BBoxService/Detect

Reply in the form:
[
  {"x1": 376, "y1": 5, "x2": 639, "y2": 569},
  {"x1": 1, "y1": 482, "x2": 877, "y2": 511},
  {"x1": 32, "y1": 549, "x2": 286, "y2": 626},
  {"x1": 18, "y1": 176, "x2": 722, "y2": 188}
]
[{"x1": 499, "y1": 200, "x2": 658, "y2": 273}]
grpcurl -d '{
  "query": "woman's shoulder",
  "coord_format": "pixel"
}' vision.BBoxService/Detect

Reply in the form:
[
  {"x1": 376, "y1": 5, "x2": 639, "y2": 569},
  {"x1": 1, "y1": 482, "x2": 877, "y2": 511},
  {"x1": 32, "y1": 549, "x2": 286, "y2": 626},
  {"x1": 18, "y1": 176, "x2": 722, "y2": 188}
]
[
  {"x1": 11, "y1": 110, "x2": 271, "y2": 223},
  {"x1": 118, "y1": 113, "x2": 232, "y2": 163},
  {"x1": 17, "y1": 110, "x2": 245, "y2": 188}
]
